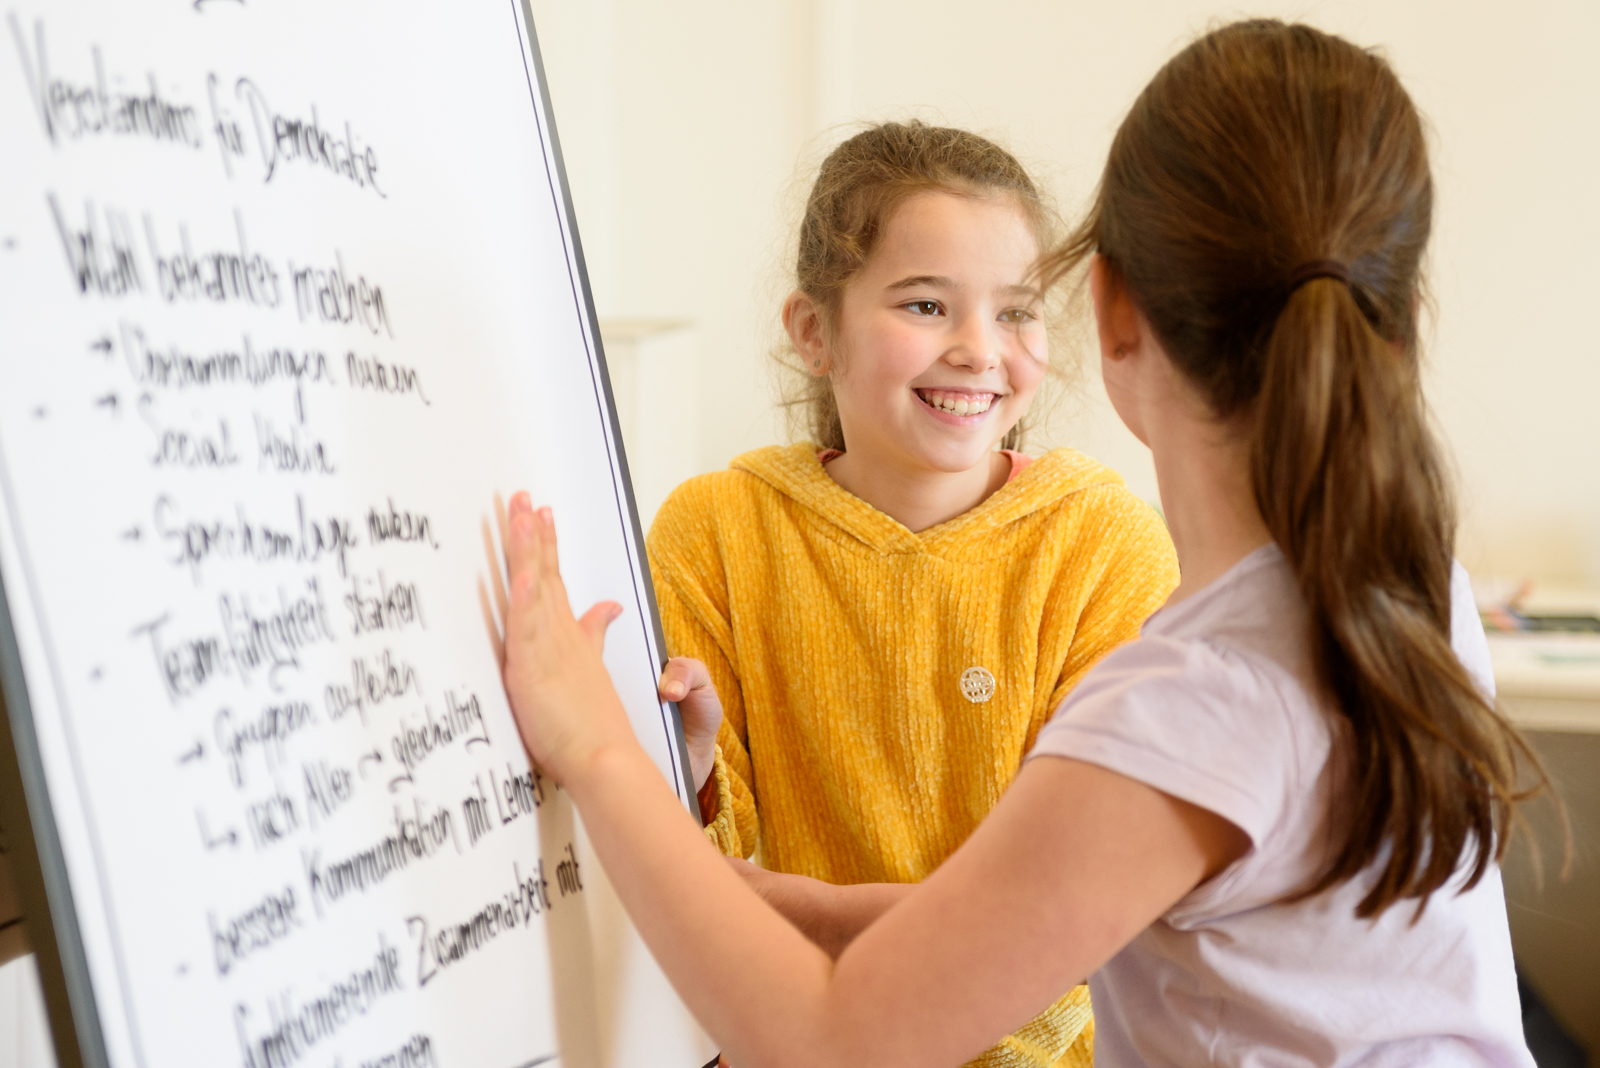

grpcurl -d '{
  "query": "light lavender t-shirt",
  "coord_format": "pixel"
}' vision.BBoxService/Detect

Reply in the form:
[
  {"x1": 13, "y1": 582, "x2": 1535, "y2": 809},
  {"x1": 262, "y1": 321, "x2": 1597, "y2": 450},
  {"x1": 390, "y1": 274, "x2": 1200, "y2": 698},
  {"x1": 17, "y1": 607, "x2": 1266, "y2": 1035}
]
[{"x1": 1029, "y1": 545, "x2": 1532, "y2": 1068}]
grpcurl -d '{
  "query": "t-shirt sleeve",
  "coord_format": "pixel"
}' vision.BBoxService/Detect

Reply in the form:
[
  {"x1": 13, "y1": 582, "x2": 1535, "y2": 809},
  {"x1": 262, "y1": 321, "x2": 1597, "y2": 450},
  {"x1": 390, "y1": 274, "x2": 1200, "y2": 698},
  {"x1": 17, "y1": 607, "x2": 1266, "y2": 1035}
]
[
  {"x1": 1028, "y1": 637, "x2": 1296, "y2": 849},
  {"x1": 1449, "y1": 560, "x2": 1496, "y2": 702}
]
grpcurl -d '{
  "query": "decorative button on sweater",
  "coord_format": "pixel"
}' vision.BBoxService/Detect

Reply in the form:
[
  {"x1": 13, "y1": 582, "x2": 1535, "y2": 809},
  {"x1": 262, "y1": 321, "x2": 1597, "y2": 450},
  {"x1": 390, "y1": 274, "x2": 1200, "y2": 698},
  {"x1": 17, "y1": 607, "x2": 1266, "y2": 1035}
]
[{"x1": 960, "y1": 665, "x2": 997, "y2": 703}]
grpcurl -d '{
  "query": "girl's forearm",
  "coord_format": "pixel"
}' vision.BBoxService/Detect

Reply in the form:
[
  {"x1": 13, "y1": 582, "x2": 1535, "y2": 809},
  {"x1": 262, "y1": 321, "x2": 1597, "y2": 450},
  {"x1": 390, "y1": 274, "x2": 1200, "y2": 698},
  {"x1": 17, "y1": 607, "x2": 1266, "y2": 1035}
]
[
  {"x1": 566, "y1": 742, "x2": 855, "y2": 1068},
  {"x1": 811, "y1": 882, "x2": 912, "y2": 959}
]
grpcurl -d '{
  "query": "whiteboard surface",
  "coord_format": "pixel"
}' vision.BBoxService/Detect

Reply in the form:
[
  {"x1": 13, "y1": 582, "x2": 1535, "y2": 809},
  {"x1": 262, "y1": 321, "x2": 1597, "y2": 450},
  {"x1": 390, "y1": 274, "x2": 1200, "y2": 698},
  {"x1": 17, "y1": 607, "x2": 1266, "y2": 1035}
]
[{"x1": 0, "y1": 2, "x2": 710, "y2": 1065}]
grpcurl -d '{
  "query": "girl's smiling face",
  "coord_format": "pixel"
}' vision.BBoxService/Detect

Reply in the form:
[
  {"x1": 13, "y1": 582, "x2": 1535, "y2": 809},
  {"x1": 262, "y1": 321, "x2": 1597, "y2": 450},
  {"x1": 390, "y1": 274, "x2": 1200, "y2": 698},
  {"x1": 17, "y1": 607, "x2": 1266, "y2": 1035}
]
[{"x1": 820, "y1": 191, "x2": 1047, "y2": 477}]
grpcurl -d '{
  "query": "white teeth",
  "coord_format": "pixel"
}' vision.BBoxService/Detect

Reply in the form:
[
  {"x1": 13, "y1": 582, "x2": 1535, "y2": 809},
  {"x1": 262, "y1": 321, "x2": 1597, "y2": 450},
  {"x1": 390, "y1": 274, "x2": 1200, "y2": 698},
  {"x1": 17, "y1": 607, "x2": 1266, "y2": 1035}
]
[{"x1": 922, "y1": 390, "x2": 993, "y2": 415}]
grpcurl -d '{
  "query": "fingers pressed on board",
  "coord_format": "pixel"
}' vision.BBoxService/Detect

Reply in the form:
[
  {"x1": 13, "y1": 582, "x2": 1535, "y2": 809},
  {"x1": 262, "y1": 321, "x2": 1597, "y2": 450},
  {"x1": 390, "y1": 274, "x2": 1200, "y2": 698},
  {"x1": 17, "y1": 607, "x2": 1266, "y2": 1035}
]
[{"x1": 504, "y1": 495, "x2": 545, "y2": 614}]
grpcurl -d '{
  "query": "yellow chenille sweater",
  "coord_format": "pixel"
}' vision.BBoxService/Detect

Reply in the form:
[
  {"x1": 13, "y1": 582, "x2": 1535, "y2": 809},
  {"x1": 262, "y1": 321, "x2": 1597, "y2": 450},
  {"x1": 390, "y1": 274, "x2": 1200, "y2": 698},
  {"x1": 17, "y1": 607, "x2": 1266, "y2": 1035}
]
[{"x1": 647, "y1": 443, "x2": 1179, "y2": 1068}]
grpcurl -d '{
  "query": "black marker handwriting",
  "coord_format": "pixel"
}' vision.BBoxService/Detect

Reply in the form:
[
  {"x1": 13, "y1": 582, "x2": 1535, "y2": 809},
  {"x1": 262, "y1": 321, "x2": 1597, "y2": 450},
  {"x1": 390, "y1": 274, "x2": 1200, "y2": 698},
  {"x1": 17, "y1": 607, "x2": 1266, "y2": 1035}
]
[
  {"x1": 356, "y1": 1035, "x2": 437, "y2": 1068},
  {"x1": 144, "y1": 209, "x2": 281, "y2": 307},
  {"x1": 254, "y1": 414, "x2": 336, "y2": 476},
  {"x1": 209, "y1": 884, "x2": 301, "y2": 977},
  {"x1": 122, "y1": 321, "x2": 335, "y2": 392},
  {"x1": 132, "y1": 578, "x2": 334, "y2": 703},
  {"x1": 556, "y1": 842, "x2": 584, "y2": 897},
  {"x1": 290, "y1": 252, "x2": 392, "y2": 336},
  {"x1": 48, "y1": 193, "x2": 141, "y2": 296},
  {"x1": 387, "y1": 690, "x2": 490, "y2": 784},
  {"x1": 8, "y1": 17, "x2": 203, "y2": 148},
  {"x1": 407, "y1": 859, "x2": 552, "y2": 988},
  {"x1": 346, "y1": 352, "x2": 428, "y2": 404},
  {"x1": 324, "y1": 649, "x2": 421, "y2": 726},
  {"x1": 234, "y1": 78, "x2": 383, "y2": 196},
  {"x1": 302, "y1": 799, "x2": 458, "y2": 917},
  {"x1": 156, "y1": 493, "x2": 358, "y2": 583},
  {"x1": 233, "y1": 934, "x2": 403, "y2": 1068},
  {"x1": 139, "y1": 394, "x2": 238, "y2": 469},
  {"x1": 244, "y1": 781, "x2": 300, "y2": 850},
  {"x1": 491, "y1": 761, "x2": 544, "y2": 827},
  {"x1": 216, "y1": 699, "x2": 315, "y2": 787},
  {"x1": 367, "y1": 499, "x2": 439, "y2": 550},
  {"x1": 343, "y1": 570, "x2": 424, "y2": 637},
  {"x1": 302, "y1": 759, "x2": 355, "y2": 829}
]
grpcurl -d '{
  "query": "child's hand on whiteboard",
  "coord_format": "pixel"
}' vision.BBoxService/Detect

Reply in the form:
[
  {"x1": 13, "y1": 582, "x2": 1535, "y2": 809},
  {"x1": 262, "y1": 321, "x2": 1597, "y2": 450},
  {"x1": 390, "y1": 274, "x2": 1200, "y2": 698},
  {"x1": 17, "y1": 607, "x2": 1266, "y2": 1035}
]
[
  {"x1": 499, "y1": 492, "x2": 633, "y2": 783},
  {"x1": 657, "y1": 657, "x2": 722, "y2": 792}
]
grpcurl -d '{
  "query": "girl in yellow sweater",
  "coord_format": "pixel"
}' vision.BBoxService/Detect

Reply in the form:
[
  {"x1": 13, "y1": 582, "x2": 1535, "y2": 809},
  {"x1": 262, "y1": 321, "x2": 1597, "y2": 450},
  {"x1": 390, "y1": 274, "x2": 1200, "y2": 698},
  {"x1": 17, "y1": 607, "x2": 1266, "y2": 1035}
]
[{"x1": 648, "y1": 122, "x2": 1177, "y2": 1068}]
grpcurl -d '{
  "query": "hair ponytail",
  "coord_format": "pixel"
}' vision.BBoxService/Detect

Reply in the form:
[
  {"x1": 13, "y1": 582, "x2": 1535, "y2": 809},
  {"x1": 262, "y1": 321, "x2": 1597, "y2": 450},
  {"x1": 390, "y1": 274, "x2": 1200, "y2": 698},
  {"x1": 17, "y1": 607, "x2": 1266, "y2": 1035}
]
[
  {"x1": 1258, "y1": 279, "x2": 1533, "y2": 915},
  {"x1": 1042, "y1": 19, "x2": 1550, "y2": 916}
]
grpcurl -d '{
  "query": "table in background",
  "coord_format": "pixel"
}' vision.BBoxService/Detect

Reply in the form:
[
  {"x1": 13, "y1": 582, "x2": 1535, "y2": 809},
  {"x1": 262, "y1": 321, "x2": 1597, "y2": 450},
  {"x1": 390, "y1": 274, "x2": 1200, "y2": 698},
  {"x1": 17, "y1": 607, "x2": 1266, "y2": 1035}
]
[{"x1": 1491, "y1": 585, "x2": 1600, "y2": 1058}]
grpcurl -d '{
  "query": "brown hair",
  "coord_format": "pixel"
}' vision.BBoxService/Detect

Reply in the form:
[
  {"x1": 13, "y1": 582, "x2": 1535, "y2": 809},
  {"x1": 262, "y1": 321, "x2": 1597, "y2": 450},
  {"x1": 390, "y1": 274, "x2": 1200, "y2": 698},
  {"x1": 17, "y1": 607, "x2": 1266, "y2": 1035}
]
[
  {"x1": 1042, "y1": 20, "x2": 1549, "y2": 916},
  {"x1": 779, "y1": 121, "x2": 1058, "y2": 452}
]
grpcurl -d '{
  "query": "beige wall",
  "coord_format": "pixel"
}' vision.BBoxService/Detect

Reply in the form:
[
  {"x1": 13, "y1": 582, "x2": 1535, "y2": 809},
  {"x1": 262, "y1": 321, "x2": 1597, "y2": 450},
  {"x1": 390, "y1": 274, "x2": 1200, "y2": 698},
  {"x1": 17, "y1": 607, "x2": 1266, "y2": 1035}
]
[{"x1": 529, "y1": 0, "x2": 1600, "y2": 585}]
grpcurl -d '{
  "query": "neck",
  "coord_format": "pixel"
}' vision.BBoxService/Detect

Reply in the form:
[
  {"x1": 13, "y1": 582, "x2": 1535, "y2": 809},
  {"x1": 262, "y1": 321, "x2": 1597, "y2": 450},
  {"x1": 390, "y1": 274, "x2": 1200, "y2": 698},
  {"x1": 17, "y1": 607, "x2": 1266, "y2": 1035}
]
[
  {"x1": 825, "y1": 449, "x2": 1010, "y2": 533},
  {"x1": 1150, "y1": 415, "x2": 1274, "y2": 606}
]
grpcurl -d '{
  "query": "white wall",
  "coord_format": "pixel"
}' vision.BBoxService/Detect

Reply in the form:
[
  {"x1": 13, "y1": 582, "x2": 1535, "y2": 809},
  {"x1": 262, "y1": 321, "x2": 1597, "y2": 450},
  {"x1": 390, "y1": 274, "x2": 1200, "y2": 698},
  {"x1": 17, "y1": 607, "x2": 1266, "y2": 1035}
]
[
  {"x1": 529, "y1": 0, "x2": 1600, "y2": 585},
  {"x1": 0, "y1": 956, "x2": 55, "y2": 1068}
]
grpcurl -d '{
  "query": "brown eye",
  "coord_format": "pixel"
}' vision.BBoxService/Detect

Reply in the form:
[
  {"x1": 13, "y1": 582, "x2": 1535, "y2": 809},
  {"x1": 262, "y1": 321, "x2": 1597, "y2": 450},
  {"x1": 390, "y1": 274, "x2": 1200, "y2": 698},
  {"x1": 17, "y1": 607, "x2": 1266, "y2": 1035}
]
[
  {"x1": 998, "y1": 308, "x2": 1037, "y2": 324},
  {"x1": 904, "y1": 300, "x2": 942, "y2": 316}
]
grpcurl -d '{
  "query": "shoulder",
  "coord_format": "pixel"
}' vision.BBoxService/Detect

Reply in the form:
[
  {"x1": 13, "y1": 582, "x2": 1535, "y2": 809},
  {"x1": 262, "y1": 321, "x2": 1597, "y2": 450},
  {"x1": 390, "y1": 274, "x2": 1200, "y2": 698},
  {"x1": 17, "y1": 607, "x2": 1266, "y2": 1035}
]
[
  {"x1": 649, "y1": 446, "x2": 795, "y2": 545},
  {"x1": 647, "y1": 444, "x2": 824, "y2": 588},
  {"x1": 1018, "y1": 449, "x2": 1177, "y2": 578},
  {"x1": 1053, "y1": 634, "x2": 1288, "y2": 724},
  {"x1": 1032, "y1": 634, "x2": 1320, "y2": 847},
  {"x1": 1023, "y1": 451, "x2": 1166, "y2": 535}
]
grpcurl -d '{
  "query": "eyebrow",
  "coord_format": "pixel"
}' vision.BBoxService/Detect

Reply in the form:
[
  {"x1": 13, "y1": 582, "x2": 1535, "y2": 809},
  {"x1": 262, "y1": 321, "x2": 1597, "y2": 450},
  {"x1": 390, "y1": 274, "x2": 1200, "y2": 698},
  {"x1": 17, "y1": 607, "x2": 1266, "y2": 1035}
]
[
  {"x1": 884, "y1": 275, "x2": 1041, "y2": 300},
  {"x1": 885, "y1": 274, "x2": 955, "y2": 291}
]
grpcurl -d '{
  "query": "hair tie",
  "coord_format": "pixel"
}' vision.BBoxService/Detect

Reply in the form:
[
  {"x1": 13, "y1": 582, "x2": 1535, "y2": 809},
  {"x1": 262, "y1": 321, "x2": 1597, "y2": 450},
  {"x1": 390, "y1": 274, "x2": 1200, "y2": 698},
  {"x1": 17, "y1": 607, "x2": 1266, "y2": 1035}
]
[{"x1": 1286, "y1": 259, "x2": 1350, "y2": 293}]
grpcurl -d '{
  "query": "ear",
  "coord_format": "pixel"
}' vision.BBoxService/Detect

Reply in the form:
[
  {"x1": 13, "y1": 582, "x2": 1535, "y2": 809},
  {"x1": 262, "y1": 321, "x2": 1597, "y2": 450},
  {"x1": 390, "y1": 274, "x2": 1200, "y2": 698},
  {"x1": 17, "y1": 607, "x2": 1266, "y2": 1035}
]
[
  {"x1": 782, "y1": 290, "x2": 829, "y2": 376},
  {"x1": 1089, "y1": 255, "x2": 1142, "y2": 363}
]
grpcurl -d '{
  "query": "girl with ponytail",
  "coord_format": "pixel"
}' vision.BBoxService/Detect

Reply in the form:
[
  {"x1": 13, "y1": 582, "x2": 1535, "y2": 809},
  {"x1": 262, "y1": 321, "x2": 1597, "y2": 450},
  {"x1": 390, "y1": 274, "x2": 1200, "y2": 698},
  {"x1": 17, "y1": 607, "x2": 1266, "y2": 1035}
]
[{"x1": 495, "y1": 20, "x2": 1545, "y2": 1067}]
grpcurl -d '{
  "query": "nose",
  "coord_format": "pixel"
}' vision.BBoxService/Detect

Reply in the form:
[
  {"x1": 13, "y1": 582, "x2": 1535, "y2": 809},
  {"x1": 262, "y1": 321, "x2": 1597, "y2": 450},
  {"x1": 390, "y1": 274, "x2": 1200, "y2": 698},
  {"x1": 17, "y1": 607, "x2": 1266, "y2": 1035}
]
[{"x1": 943, "y1": 310, "x2": 1002, "y2": 373}]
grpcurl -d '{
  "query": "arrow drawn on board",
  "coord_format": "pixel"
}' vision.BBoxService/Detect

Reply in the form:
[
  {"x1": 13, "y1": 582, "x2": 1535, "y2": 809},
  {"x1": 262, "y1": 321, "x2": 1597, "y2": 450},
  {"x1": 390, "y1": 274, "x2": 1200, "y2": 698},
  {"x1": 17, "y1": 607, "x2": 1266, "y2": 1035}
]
[
  {"x1": 121, "y1": 526, "x2": 141, "y2": 542},
  {"x1": 178, "y1": 741, "x2": 204, "y2": 765},
  {"x1": 196, "y1": 810, "x2": 237, "y2": 851},
  {"x1": 388, "y1": 770, "x2": 413, "y2": 794},
  {"x1": 357, "y1": 748, "x2": 382, "y2": 778},
  {"x1": 94, "y1": 392, "x2": 119, "y2": 415},
  {"x1": 89, "y1": 335, "x2": 112, "y2": 356}
]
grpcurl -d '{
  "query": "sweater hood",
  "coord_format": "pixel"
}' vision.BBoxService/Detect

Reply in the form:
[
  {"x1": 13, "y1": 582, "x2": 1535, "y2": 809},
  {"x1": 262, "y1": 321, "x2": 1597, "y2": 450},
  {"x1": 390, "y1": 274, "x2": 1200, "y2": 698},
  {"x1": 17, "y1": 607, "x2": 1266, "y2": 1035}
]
[{"x1": 728, "y1": 442, "x2": 1130, "y2": 555}]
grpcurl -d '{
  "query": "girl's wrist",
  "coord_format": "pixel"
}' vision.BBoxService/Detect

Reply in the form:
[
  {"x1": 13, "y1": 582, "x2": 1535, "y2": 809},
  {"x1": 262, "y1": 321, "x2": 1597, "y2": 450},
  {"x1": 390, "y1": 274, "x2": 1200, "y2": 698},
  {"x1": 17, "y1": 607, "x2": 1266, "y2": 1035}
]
[{"x1": 563, "y1": 732, "x2": 654, "y2": 802}]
